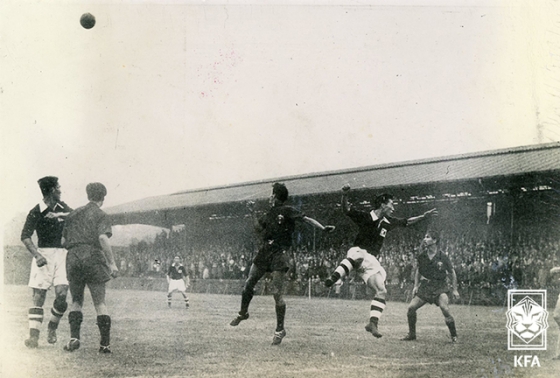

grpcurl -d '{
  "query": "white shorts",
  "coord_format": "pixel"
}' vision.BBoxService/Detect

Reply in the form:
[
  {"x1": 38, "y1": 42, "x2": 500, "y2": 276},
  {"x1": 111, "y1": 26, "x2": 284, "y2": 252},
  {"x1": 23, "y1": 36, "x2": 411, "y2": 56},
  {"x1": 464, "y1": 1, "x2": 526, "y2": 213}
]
[
  {"x1": 168, "y1": 279, "x2": 187, "y2": 293},
  {"x1": 28, "y1": 248, "x2": 68, "y2": 289},
  {"x1": 346, "y1": 246, "x2": 386, "y2": 284}
]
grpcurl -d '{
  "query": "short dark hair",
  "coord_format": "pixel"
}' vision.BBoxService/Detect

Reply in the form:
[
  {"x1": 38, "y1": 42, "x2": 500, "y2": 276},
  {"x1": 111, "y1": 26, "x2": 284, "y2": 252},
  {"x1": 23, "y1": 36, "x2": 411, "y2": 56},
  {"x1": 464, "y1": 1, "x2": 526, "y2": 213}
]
[
  {"x1": 373, "y1": 193, "x2": 394, "y2": 210},
  {"x1": 426, "y1": 229, "x2": 440, "y2": 242},
  {"x1": 272, "y1": 182, "x2": 289, "y2": 203},
  {"x1": 86, "y1": 182, "x2": 107, "y2": 202},
  {"x1": 37, "y1": 176, "x2": 59, "y2": 196}
]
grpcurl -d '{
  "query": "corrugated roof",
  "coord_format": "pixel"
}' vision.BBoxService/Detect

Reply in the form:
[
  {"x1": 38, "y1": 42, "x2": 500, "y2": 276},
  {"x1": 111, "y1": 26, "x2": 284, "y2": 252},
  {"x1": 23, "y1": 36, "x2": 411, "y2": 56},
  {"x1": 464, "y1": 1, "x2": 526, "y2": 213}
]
[{"x1": 105, "y1": 142, "x2": 560, "y2": 217}]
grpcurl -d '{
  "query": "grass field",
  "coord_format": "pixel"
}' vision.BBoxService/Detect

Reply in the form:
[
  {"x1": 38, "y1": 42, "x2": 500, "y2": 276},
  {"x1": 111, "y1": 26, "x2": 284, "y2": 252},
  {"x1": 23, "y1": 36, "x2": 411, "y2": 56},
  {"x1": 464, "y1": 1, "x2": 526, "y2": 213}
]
[{"x1": 1, "y1": 285, "x2": 559, "y2": 378}]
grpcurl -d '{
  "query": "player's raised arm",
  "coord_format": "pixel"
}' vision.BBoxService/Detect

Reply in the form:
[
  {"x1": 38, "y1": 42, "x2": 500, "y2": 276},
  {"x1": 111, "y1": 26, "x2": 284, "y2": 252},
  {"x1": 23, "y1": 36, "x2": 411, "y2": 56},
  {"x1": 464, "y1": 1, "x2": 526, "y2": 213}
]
[
  {"x1": 406, "y1": 208, "x2": 438, "y2": 226},
  {"x1": 246, "y1": 201, "x2": 265, "y2": 233},
  {"x1": 302, "y1": 216, "x2": 335, "y2": 233}
]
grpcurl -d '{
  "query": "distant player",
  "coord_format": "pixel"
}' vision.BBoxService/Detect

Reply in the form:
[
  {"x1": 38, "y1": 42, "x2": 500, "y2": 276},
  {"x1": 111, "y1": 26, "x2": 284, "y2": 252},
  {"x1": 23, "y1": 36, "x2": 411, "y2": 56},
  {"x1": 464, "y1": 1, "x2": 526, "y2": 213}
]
[
  {"x1": 550, "y1": 266, "x2": 560, "y2": 360},
  {"x1": 230, "y1": 183, "x2": 335, "y2": 345},
  {"x1": 62, "y1": 183, "x2": 118, "y2": 354},
  {"x1": 401, "y1": 230, "x2": 459, "y2": 343},
  {"x1": 21, "y1": 176, "x2": 72, "y2": 348},
  {"x1": 167, "y1": 256, "x2": 190, "y2": 308},
  {"x1": 325, "y1": 184, "x2": 436, "y2": 338}
]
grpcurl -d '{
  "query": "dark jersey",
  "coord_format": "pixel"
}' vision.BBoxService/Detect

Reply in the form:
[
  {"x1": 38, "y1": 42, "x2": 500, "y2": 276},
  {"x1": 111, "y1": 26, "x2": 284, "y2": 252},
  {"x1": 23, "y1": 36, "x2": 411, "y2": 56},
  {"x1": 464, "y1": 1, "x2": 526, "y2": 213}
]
[
  {"x1": 346, "y1": 209, "x2": 407, "y2": 258},
  {"x1": 257, "y1": 204, "x2": 305, "y2": 250},
  {"x1": 21, "y1": 201, "x2": 73, "y2": 248},
  {"x1": 417, "y1": 250, "x2": 454, "y2": 282},
  {"x1": 168, "y1": 264, "x2": 187, "y2": 280},
  {"x1": 63, "y1": 202, "x2": 112, "y2": 250}
]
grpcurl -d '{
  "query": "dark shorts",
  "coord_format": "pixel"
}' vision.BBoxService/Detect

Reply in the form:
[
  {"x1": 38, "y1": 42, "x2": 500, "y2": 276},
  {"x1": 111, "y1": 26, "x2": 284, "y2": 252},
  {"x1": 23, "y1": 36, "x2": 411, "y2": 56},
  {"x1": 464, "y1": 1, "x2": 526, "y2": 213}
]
[
  {"x1": 252, "y1": 244, "x2": 290, "y2": 273},
  {"x1": 66, "y1": 246, "x2": 111, "y2": 285},
  {"x1": 417, "y1": 279, "x2": 448, "y2": 306}
]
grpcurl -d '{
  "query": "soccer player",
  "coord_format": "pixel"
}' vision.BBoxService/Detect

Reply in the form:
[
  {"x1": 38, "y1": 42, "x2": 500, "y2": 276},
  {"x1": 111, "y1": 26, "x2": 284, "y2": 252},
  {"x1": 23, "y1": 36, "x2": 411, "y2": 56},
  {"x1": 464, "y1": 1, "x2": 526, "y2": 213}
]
[
  {"x1": 401, "y1": 230, "x2": 459, "y2": 343},
  {"x1": 324, "y1": 184, "x2": 437, "y2": 338},
  {"x1": 167, "y1": 256, "x2": 190, "y2": 308},
  {"x1": 229, "y1": 182, "x2": 335, "y2": 345},
  {"x1": 550, "y1": 266, "x2": 560, "y2": 360},
  {"x1": 62, "y1": 183, "x2": 119, "y2": 354},
  {"x1": 21, "y1": 176, "x2": 72, "y2": 348}
]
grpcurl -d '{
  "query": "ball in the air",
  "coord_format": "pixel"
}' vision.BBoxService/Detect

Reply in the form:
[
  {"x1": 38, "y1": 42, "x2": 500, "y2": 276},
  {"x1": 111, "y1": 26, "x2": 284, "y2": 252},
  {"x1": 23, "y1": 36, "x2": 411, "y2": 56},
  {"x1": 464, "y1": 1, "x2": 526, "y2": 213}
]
[{"x1": 80, "y1": 13, "x2": 96, "y2": 29}]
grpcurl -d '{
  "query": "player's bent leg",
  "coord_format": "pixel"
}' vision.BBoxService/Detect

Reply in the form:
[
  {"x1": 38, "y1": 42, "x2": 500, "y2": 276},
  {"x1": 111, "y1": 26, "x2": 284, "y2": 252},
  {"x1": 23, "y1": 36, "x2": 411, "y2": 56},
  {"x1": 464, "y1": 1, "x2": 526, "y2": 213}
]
[
  {"x1": 25, "y1": 289, "x2": 47, "y2": 348},
  {"x1": 47, "y1": 285, "x2": 69, "y2": 344},
  {"x1": 439, "y1": 294, "x2": 457, "y2": 342},
  {"x1": 231, "y1": 264, "x2": 264, "y2": 326},
  {"x1": 325, "y1": 248, "x2": 362, "y2": 287},
  {"x1": 364, "y1": 272, "x2": 387, "y2": 338},
  {"x1": 402, "y1": 297, "x2": 426, "y2": 341}
]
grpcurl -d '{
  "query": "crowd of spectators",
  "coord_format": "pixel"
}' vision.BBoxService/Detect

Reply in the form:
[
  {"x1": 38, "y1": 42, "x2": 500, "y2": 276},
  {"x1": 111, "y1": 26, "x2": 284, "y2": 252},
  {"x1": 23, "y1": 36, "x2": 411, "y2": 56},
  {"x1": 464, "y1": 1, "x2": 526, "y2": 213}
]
[{"x1": 115, "y1": 219, "x2": 559, "y2": 299}]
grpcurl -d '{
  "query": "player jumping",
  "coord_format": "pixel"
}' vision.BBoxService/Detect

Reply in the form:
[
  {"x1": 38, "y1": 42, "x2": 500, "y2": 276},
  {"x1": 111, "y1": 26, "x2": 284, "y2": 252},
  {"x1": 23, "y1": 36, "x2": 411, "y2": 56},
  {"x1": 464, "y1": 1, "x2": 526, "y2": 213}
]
[
  {"x1": 325, "y1": 184, "x2": 437, "y2": 338},
  {"x1": 230, "y1": 182, "x2": 335, "y2": 345}
]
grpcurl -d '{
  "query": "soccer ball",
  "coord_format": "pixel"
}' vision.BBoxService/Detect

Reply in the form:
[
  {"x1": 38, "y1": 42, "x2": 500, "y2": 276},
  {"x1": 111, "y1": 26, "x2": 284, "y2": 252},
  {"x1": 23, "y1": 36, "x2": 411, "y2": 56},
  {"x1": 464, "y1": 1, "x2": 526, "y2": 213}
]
[{"x1": 80, "y1": 13, "x2": 96, "y2": 29}]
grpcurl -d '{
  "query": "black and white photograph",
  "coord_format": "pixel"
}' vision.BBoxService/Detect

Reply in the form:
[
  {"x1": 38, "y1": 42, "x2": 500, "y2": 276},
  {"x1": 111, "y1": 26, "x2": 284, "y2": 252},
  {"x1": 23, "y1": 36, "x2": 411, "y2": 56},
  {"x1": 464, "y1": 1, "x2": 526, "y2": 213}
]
[{"x1": 1, "y1": 0, "x2": 560, "y2": 377}]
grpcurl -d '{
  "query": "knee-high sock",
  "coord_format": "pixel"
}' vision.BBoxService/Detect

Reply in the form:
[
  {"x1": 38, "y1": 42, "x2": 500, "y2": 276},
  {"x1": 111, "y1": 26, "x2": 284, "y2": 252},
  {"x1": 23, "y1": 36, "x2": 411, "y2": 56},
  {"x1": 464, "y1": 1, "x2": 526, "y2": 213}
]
[
  {"x1": 407, "y1": 309, "x2": 417, "y2": 335},
  {"x1": 276, "y1": 303, "x2": 286, "y2": 331},
  {"x1": 28, "y1": 307, "x2": 44, "y2": 339},
  {"x1": 48, "y1": 296, "x2": 67, "y2": 330},
  {"x1": 370, "y1": 298, "x2": 386, "y2": 324},
  {"x1": 329, "y1": 258, "x2": 356, "y2": 282},
  {"x1": 240, "y1": 288, "x2": 254, "y2": 315},
  {"x1": 97, "y1": 315, "x2": 111, "y2": 347},
  {"x1": 445, "y1": 316, "x2": 457, "y2": 337},
  {"x1": 68, "y1": 311, "x2": 83, "y2": 340}
]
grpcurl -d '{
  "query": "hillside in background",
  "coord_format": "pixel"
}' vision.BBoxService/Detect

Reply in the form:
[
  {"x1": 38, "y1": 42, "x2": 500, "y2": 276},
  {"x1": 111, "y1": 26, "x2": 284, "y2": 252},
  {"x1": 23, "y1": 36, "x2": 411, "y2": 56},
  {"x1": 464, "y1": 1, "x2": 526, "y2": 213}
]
[{"x1": 3, "y1": 213, "x2": 164, "y2": 247}]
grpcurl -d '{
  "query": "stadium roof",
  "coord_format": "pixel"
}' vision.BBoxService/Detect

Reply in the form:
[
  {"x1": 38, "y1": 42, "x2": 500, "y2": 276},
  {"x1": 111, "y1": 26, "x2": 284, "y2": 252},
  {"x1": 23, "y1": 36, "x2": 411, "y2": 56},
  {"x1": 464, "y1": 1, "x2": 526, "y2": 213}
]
[{"x1": 106, "y1": 142, "x2": 560, "y2": 226}]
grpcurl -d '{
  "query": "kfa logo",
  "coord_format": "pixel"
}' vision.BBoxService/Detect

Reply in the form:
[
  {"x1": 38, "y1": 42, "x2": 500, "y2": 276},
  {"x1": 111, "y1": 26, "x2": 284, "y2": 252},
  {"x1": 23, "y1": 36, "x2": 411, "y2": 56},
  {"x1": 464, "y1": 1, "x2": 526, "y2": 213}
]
[{"x1": 506, "y1": 290, "x2": 549, "y2": 351}]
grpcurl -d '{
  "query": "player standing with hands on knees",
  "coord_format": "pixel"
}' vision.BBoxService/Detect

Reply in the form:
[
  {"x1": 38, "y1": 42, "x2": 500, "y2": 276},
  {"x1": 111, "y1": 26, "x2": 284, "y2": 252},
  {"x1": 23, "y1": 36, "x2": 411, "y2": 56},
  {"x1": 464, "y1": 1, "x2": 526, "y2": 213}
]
[
  {"x1": 230, "y1": 183, "x2": 335, "y2": 345},
  {"x1": 21, "y1": 176, "x2": 72, "y2": 348},
  {"x1": 62, "y1": 183, "x2": 119, "y2": 354},
  {"x1": 401, "y1": 230, "x2": 459, "y2": 343},
  {"x1": 325, "y1": 184, "x2": 437, "y2": 338}
]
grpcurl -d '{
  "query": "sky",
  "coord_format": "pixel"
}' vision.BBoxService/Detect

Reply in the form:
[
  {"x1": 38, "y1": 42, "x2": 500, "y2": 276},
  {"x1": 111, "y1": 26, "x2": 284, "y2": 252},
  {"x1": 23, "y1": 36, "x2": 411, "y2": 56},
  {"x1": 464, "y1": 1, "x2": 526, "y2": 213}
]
[{"x1": 1, "y1": 0, "x2": 559, "y2": 230}]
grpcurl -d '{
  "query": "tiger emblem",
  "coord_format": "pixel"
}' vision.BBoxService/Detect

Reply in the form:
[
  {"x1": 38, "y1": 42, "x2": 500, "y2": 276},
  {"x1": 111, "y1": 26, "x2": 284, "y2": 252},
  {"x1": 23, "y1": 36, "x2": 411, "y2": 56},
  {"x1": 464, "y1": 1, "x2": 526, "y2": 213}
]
[{"x1": 506, "y1": 296, "x2": 548, "y2": 344}]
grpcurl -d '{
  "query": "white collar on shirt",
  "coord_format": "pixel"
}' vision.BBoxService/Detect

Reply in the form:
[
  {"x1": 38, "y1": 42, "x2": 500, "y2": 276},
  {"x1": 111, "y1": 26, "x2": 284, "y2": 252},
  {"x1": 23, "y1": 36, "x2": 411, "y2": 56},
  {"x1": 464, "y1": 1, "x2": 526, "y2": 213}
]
[
  {"x1": 39, "y1": 201, "x2": 63, "y2": 213},
  {"x1": 370, "y1": 210, "x2": 390, "y2": 224}
]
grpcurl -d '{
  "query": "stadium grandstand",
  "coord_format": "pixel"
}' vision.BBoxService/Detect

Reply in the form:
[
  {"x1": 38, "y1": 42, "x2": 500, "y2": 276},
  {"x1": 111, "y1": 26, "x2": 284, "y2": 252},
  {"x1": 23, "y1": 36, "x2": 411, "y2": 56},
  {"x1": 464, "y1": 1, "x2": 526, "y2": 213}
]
[{"x1": 101, "y1": 142, "x2": 560, "y2": 306}]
